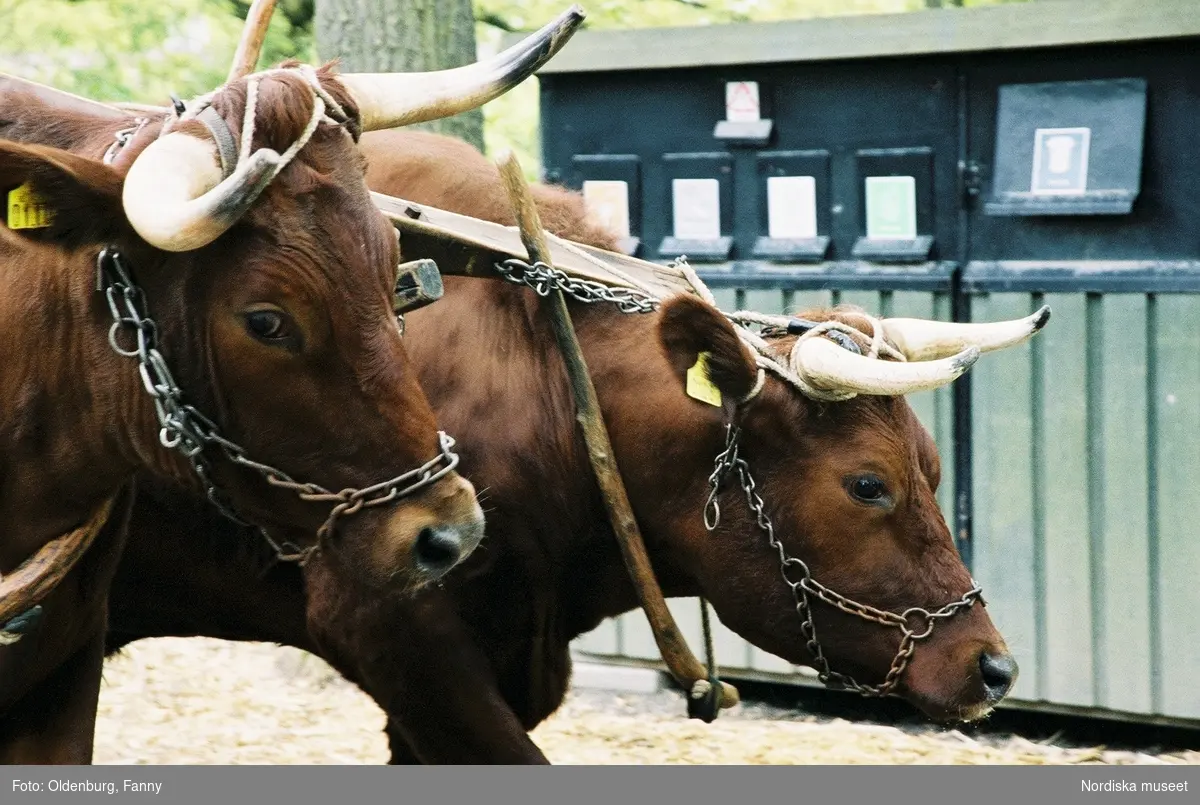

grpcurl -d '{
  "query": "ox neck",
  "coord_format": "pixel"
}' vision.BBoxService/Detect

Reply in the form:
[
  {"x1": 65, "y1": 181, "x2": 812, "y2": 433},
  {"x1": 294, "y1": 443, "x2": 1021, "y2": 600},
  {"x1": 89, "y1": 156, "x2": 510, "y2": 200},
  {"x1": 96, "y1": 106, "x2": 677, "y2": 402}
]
[
  {"x1": 0, "y1": 239, "x2": 196, "y2": 568},
  {"x1": 406, "y1": 283, "x2": 707, "y2": 635}
]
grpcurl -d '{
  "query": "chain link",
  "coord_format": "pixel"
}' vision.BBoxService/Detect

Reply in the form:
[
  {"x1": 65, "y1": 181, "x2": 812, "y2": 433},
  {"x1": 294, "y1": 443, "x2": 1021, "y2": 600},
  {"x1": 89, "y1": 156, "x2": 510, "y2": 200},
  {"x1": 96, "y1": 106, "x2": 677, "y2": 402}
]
[
  {"x1": 97, "y1": 247, "x2": 461, "y2": 563},
  {"x1": 705, "y1": 423, "x2": 983, "y2": 698},
  {"x1": 493, "y1": 258, "x2": 661, "y2": 314}
]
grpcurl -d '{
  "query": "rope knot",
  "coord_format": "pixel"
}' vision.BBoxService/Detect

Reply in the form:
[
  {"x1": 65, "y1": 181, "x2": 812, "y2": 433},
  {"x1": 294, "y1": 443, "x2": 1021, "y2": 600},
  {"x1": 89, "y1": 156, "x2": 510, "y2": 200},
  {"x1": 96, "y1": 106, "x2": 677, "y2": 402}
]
[
  {"x1": 165, "y1": 64, "x2": 350, "y2": 187},
  {"x1": 724, "y1": 310, "x2": 907, "y2": 403}
]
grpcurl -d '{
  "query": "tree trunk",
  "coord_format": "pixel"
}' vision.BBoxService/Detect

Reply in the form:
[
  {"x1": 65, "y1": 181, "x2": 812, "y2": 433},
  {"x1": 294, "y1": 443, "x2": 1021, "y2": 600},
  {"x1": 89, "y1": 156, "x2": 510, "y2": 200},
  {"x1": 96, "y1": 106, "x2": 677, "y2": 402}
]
[{"x1": 315, "y1": 0, "x2": 484, "y2": 151}]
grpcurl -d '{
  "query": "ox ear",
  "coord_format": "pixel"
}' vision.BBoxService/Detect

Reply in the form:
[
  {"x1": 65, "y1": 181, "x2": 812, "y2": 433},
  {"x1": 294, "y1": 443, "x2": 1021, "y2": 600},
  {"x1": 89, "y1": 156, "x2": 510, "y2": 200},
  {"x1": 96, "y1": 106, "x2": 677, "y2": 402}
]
[
  {"x1": 0, "y1": 140, "x2": 128, "y2": 250},
  {"x1": 658, "y1": 294, "x2": 758, "y2": 409}
]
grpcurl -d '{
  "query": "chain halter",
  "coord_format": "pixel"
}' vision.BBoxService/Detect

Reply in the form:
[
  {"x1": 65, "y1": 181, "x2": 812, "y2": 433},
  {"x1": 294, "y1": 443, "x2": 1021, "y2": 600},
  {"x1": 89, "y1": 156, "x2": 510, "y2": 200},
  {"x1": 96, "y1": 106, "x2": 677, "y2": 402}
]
[
  {"x1": 95, "y1": 65, "x2": 459, "y2": 564},
  {"x1": 703, "y1": 421, "x2": 983, "y2": 697},
  {"x1": 493, "y1": 254, "x2": 985, "y2": 700},
  {"x1": 98, "y1": 247, "x2": 460, "y2": 564}
]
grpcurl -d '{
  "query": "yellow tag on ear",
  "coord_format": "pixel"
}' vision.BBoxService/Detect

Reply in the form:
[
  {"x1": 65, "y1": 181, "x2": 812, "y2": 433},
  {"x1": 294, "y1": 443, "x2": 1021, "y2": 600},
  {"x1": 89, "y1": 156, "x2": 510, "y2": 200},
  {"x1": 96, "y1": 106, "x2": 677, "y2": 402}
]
[
  {"x1": 686, "y1": 351, "x2": 724, "y2": 408},
  {"x1": 7, "y1": 182, "x2": 54, "y2": 230}
]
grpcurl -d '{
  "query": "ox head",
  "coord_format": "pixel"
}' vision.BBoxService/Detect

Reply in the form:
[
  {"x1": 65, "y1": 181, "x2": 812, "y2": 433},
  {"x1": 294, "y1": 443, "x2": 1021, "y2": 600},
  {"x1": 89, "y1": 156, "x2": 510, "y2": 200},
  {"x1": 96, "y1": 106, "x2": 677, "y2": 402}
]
[
  {"x1": 637, "y1": 294, "x2": 1049, "y2": 722},
  {"x1": 0, "y1": 8, "x2": 584, "y2": 590}
]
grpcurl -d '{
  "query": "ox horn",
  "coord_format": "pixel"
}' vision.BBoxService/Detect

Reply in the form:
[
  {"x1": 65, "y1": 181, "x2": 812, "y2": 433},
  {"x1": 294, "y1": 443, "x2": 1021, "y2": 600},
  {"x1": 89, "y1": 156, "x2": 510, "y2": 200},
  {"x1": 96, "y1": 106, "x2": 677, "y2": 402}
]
[
  {"x1": 794, "y1": 337, "x2": 980, "y2": 397},
  {"x1": 122, "y1": 132, "x2": 281, "y2": 252},
  {"x1": 336, "y1": 5, "x2": 586, "y2": 132},
  {"x1": 880, "y1": 305, "x2": 1052, "y2": 362}
]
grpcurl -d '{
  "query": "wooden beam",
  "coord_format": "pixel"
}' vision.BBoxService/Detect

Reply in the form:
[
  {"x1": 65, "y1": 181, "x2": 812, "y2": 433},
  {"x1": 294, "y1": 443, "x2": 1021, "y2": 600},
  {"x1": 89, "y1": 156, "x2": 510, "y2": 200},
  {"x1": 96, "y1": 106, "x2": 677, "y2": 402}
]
[
  {"x1": 517, "y1": 0, "x2": 1200, "y2": 75},
  {"x1": 372, "y1": 190, "x2": 699, "y2": 301},
  {"x1": 228, "y1": 0, "x2": 279, "y2": 83}
]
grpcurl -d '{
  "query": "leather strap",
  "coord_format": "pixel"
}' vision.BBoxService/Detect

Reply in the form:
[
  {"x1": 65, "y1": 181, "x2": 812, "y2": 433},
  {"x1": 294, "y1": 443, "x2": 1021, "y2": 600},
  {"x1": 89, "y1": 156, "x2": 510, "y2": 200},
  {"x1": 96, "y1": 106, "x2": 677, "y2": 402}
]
[{"x1": 197, "y1": 105, "x2": 238, "y2": 180}]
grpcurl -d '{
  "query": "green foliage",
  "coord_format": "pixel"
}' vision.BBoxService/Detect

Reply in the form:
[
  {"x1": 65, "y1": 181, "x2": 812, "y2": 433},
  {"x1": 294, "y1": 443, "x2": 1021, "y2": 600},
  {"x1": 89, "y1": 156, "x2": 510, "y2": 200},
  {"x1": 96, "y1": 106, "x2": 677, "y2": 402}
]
[
  {"x1": 0, "y1": 0, "x2": 310, "y2": 103},
  {"x1": 0, "y1": 0, "x2": 1026, "y2": 174}
]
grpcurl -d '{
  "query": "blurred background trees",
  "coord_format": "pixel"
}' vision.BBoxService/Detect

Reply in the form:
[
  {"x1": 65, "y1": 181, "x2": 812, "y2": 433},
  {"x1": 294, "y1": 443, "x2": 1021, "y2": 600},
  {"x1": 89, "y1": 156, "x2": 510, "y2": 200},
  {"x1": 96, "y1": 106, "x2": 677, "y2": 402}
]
[{"x1": 0, "y1": 0, "x2": 1027, "y2": 174}]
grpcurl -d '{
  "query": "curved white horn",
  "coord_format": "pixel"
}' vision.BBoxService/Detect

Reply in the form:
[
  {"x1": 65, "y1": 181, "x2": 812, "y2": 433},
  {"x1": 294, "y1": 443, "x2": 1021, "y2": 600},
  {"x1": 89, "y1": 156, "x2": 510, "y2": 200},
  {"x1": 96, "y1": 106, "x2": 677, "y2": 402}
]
[
  {"x1": 795, "y1": 337, "x2": 980, "y2": 397},
  {"x1": 336, "y1": 5, "x2": 586, "y2": 132},
  {"x1": 880, "y1": 305, "x2": 1052, "y2": 362},
  {"x1": 122, "y1": 132, "x2": 280, "y2": 252}
]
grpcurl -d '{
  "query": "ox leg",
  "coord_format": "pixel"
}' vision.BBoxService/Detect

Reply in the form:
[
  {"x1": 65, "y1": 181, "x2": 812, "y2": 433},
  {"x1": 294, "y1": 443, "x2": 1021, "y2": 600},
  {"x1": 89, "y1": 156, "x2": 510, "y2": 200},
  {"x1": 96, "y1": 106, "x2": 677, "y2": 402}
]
[
  {"x1": 374, "y1": 648, "x2": 550, "y2": 765},
  {"x1": 384, "y1": 719, "x2": 421, "y2": 765},
  {"x1": 303, "y1": 563, "x2": 549, "y2": 765},
  {"x1": 0, "y1": 628, "x2": 106, "y2": 764}
]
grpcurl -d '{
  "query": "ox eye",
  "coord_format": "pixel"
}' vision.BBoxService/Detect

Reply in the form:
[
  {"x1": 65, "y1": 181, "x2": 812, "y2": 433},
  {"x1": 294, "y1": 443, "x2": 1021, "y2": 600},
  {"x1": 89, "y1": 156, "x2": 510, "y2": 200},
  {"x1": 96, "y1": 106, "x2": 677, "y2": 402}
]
[
  {"x1": 847, "y1": 474, "x2": 890, "y2": 506},
  {"x1": 243, "y1": 308, "x2": 297, "y2": 348}
]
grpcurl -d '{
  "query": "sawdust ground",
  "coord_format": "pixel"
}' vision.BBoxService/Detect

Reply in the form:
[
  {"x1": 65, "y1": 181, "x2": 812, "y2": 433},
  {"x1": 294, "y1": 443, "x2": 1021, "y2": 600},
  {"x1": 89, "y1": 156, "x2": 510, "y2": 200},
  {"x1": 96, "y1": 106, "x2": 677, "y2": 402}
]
[{"x1": 92, "y1": 637, "x2": 1198, "y2": 765}]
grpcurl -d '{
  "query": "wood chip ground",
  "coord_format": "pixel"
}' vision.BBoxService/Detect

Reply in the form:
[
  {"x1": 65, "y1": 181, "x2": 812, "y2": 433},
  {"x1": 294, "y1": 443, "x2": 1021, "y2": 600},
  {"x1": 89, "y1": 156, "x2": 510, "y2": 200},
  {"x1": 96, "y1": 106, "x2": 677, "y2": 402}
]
[{"x1": 93, "y1": 638, "x2": 1198, "y2": 765}]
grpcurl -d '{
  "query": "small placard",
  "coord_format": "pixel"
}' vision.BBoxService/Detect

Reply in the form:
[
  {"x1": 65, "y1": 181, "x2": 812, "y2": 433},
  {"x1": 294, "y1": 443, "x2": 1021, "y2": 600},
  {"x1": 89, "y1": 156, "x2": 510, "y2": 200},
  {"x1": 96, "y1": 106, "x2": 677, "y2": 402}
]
[
  {"x1": 1030, "y1": 127, "x2": 1090, "y2": 195},
  {"x1": 767, "y1": 176, "x2": 817, "y2": 239},
  {"x1": 672, "y1": 178, "x2": 721, "y2": 241},
  {"x1": 7, "y1": 182, "x2": 54, "y2": 230},
  {"x1": 725, "y1": 81, "x2": 760, "y2": 123},
  {"x1": 865, "y1": 176, "x2": 917, "y2": 240},
  {"x1": 582, "y1": 180, "x2": 632, "y2": 238}
]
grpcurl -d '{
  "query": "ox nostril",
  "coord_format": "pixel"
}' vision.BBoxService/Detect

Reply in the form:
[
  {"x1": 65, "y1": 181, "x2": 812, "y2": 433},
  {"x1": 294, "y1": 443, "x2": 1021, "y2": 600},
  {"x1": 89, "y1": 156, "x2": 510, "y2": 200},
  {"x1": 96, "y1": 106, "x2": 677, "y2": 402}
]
[
  {"x1": 413, "y1": 526, "x2": 464, "y2": 576},
  {"x1": 979, "y1": 650, "x2": 1018, "y2": 699}
]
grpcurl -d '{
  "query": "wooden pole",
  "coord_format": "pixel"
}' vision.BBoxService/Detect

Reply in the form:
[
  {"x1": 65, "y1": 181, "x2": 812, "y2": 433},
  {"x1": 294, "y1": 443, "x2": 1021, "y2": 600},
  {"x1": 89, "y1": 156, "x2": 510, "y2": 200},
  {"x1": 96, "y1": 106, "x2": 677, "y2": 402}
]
[
  {"x1": 0, "y1": 498, "x2": 114, "y2": 630},
  {"x1": 227, "y1": 0, "x2": 279, "y2": 83},
  {"x1": 496, "y1": 151, "x2": 738, "y2": 712}
]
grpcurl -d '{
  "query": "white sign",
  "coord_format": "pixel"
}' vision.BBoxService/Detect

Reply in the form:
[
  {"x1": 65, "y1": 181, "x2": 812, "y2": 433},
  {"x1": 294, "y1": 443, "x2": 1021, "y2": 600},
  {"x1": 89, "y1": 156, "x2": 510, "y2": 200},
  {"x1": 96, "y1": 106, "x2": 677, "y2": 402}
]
[
  {"x1": 725, "y1": 81, "x2": 760, "y2": 123},
  {"x1": 1031, "y1": 127, "x2": 1091, "y2": 195},
  {"x1": 864, "y1": 176, "x2": 917, "y2": 240},
  {"x1": 766, "y1": 176, "x2": 818, "y2": 239},
  {"x1": 582, "y1": 180, "x2": 631, "y2": 238},
  {"x1": 671, "y1": 178, "x2": 721, "y2": 240}
]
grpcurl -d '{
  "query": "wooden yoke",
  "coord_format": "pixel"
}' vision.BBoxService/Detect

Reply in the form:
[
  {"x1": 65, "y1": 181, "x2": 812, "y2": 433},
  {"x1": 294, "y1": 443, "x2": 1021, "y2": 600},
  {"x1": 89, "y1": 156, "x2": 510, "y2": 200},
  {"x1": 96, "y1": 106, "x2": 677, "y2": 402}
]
[
  {"x1": 0, "y1": 499, "x2": 115, "y2": 642},
  {"x1": 495, "y1": 151, "x2": 739, "y2": 720},
  {"x1": 227, "y1": 0, "x2": 279, "y2": 83}
]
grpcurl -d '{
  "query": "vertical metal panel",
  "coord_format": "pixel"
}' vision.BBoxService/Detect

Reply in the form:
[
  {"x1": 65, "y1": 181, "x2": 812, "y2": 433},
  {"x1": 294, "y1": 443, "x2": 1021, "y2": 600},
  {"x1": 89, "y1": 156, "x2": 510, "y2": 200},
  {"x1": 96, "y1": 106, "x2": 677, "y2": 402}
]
[
  {"x1": 1037, "y1": 293, "x2": 1095, "y2": 708},
  {"x1": 1096, "y1": 295, "x2": 1153, "y2": 714},
  {"x1": 1152, "y1": 296, "x2": 1200, "y2": 719},
  {"x1": 788, "y1": 290, "x2": 836, "y2": 314},
  {"x1": 742, "y1": 289, "x2": 786, "y2": 315},
  {"x1": 970, "y1": 293, "x2": 1039, "y2": 702},
  {"x1": 574, "y1": 618, "x2": 620, "y2": 655},
  {"x1": 969, "y1": 290, "x2": 1198, "y2": 720}
]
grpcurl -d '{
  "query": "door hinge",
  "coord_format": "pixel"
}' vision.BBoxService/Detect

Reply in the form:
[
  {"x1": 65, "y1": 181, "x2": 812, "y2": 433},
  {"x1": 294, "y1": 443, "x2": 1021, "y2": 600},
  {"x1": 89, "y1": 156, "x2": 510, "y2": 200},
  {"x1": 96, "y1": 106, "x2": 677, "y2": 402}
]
[{"x1": 960, "y1": 159, "x2": 985, "y2": 207}]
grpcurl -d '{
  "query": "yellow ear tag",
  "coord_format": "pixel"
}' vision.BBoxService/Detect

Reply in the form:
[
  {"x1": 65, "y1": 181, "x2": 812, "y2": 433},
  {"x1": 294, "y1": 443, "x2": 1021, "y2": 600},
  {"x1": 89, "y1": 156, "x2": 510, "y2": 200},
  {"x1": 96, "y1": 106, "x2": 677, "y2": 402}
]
[
  {"x1": 686, "y1": 351, "x2": 724, "y2": 408},
  {"x1": 7, "y1": 182, "x2": 54, "y2": 230}
]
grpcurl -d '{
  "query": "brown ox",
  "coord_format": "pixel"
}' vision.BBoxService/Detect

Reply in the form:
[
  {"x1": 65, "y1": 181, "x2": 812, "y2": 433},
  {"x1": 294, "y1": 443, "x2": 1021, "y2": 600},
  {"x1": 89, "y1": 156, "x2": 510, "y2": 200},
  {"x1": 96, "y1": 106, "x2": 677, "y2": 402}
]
[
  {"x1": 0, "y1": 12, "x2": 584, "y2": 762},
  {"x1": 105, "y1": 129, "x2": 1042, "y2": 764}
]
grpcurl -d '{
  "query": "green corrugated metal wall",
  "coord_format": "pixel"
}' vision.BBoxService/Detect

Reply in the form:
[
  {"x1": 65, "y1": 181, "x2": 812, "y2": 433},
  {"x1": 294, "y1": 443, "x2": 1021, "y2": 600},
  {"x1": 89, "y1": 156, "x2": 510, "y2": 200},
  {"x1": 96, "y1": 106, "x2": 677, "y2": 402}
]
[
  {"x1": 970, "y1": 291, "x2": 1200, "y2": 722},
  {"x1": 573, "y1": 288, "x2": 1200, "y2": 726}
]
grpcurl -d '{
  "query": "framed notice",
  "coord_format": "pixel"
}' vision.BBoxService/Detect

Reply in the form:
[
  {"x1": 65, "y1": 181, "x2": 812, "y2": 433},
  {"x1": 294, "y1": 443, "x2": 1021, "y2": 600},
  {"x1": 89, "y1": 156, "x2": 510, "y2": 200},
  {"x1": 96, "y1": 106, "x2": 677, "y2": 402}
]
[
  {"x1": 725, "y1": 81, "x2": 761, "y2": 122},
  {"x1": 582, "y1": 180, "x2": 632, "y2": 238},
  {"x1": 766, "y1": 176, "x2": 818, "y2": 240},
  {"x1": 864, "y1": 176, "x2": 918, "y2": 240},
  {"x1": 1030, "y1": 127, "x2": 1090, "y2": 195},
  {"x1": 671, "y1": 178, "x2": 722, "y2": 241}
]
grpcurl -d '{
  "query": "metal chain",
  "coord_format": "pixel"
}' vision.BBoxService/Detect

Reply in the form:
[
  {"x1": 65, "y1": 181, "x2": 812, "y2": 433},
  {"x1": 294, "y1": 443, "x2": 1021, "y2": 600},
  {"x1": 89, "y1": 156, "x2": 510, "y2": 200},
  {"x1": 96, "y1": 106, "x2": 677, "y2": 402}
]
[
  {"x1": 705, "y1": 423, "x2": 983, "y2": 698},
  {"x1": 493, "y1": 258, "x2": 661, "y2": 314},
  {"x1": 97, "y1": 246, "x2": 460, "y2": 563}
]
